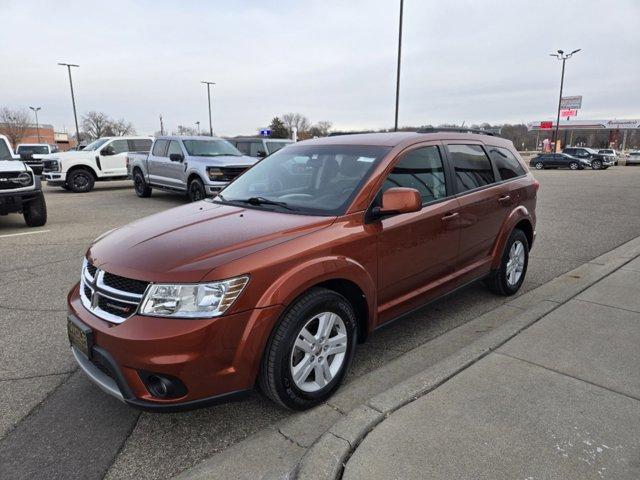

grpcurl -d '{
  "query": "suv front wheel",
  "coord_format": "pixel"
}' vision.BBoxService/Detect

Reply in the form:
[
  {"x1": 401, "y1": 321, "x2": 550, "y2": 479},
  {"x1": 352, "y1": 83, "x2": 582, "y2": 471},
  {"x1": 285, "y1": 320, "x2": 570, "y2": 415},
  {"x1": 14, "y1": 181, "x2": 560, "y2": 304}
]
[
  {"x1": 485, "y1": 228, "x2": 529, "y2": 296},
  {"x1": 259, "y1": 287, "x2": 357, "y2": 410},
  {"x1": 23, "y1": 191, "x2": 47, "y2": 227}
]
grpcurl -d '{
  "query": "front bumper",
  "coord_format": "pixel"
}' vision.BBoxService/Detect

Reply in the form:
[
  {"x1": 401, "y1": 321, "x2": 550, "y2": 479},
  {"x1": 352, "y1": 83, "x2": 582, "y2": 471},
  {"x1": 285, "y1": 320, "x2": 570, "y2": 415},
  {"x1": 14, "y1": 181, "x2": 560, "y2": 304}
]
[
  {"x1": 44, "y1": 171, "x2": 67, "y2": 186},
  {"x1": 67, "y1": 284, "x2": 284, "y2": 411},
  {"x1": 0, "y1": 189, "x2": 41, "y2": 214},
  {"x1": 205, "y1": 180, "x2": 231, "y2": 196}
]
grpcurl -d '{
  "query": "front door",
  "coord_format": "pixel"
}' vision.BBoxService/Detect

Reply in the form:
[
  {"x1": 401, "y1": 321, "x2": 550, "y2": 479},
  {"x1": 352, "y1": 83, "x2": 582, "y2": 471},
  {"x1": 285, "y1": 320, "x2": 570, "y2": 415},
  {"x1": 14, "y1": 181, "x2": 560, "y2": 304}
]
[
  {"x1": 377, "y1": 144, "x2": 460, "y2": 323},
  {"x1": 99, "y1": 139, "x2": 129, "y2": 176}
]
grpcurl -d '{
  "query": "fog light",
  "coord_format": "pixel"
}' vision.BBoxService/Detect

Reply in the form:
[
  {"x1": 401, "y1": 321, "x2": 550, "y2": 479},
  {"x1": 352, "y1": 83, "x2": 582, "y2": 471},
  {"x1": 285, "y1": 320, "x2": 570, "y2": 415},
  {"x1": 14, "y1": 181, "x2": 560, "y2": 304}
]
[{"x1": 140, "y1": 371, "x2": 188, "y2": 399}]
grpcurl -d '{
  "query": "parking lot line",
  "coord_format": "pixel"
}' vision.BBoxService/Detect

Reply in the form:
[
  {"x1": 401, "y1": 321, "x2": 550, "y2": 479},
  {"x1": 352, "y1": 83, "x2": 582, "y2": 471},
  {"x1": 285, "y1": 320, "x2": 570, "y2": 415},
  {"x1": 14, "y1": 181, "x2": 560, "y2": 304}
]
[{"x1": 0, "y1": 229, "x2": 51, "y2": 239}]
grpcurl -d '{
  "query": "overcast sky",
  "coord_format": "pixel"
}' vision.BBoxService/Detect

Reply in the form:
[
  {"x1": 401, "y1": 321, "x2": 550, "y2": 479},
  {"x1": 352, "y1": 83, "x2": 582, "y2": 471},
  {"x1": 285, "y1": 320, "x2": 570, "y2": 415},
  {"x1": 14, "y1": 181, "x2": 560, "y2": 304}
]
[{"x1": 1, "y1": 0, "x2": 638, "y2": 136}]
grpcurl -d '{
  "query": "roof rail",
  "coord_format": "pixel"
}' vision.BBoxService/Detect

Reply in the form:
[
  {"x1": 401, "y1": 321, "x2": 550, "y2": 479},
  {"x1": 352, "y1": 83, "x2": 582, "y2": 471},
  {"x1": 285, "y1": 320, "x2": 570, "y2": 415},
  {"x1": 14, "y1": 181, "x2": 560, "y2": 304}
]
[{"x1": 417, "y1": 127, "x2": 500, "y2": 137}]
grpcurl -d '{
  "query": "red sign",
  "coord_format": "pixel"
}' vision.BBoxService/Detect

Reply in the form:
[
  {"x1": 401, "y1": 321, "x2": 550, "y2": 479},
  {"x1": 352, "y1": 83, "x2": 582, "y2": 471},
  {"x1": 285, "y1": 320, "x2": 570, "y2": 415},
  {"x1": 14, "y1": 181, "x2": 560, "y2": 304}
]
[
  {"x1": 561, "y1": 109, "x2": 577, "y2": 118},
  {"x1": 540, "y1": 121, "x2": 553, "y2": 129}
]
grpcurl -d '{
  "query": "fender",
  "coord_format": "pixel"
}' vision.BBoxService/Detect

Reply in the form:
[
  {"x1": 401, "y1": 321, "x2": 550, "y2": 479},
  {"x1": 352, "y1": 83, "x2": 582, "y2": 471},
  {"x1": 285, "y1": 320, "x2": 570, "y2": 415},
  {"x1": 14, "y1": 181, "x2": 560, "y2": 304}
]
[
  {"x1": 490, "y1": 205, "x2": 533, "y2": 269},
  {"x1": 256, "y1": 255, "x2": 377, "y2": 332}
]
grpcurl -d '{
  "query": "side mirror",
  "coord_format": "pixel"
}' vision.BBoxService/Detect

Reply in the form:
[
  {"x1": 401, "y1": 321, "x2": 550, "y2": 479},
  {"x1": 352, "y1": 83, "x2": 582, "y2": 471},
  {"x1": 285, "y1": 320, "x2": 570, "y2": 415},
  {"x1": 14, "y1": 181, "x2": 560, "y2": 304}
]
[
  {"x1": 257, "y1": 150, "x2": 267, "y2": 158},
  {"x1": 169, "y1": 153, "x2": 184, "y2": 162},
  {"x1": 374, "y1": 187, "x2": 422, "y2": 217},
  {"x1": 100, "y1": 146, "x2": 115, "y2": 156}
]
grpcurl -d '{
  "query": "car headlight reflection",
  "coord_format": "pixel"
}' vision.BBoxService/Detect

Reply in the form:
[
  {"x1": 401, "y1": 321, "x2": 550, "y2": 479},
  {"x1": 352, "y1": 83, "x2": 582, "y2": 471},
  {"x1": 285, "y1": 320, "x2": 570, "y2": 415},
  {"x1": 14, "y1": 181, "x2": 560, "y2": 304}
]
[{"x1": 140, "y1": 276, "x2": 249, "y2": 318}]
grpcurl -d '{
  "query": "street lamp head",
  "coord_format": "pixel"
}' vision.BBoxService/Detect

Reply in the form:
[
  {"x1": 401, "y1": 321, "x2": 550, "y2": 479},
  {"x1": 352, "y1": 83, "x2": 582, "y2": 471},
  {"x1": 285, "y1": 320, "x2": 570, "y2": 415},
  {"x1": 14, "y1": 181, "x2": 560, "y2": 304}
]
[
  {"x1": 58, "y1": 62, "x2": 79, "y2": 67},
  {"x1": 557, "y1": 49, "x2": 564, "y2": 54},
  {"x1": 570, "y1": 48, "x2": 581, "y2": 55}
]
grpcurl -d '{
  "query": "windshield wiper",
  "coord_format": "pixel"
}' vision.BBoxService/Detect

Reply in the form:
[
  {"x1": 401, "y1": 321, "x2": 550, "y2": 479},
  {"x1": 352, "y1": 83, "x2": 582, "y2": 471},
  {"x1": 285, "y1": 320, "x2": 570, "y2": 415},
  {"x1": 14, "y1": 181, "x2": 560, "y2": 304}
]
[{"x1": 234, "y1": 196, "x2": 297, "y2": 211}]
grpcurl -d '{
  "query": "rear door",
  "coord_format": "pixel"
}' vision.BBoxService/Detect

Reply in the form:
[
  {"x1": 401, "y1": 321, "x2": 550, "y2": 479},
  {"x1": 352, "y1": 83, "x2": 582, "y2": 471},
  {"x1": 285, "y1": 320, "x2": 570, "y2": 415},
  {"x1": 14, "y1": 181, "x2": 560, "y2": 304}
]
[
  {"x1": 444, "y1": 142, "x2": 506, "y2": 273},
  {"x1": 147, "y1": 139, "x2": 169, "y2": 186},
  {"x1": 377, "y1": 143, "x2": 461, "y2": 323}
]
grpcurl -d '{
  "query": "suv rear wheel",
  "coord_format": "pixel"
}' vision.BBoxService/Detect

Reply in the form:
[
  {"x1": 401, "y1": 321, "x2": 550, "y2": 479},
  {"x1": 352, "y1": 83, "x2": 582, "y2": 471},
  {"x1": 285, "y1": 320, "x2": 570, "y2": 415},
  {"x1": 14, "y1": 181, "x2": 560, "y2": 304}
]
[
  {"x1": 259, "y1": 287, "x2": 357, "y2": 410},
  {"x1": 188, "y1": 177, "x2": 205, "y2": 202},
  {"x1": 66, "y1": 168, "x2": 95, "y2": 193},
  {"x1": 485, "y1": 228, "x2": 529, "y2": 296},
  {"x1": 23, "y1": 191, "x2": 47, "y2": 227},
  {"x1": 133, "y1": 170, "x2": 152, "y2": 197},
  {"x1": 591, "y1": 159, "x2": 602, "y2": 170}
]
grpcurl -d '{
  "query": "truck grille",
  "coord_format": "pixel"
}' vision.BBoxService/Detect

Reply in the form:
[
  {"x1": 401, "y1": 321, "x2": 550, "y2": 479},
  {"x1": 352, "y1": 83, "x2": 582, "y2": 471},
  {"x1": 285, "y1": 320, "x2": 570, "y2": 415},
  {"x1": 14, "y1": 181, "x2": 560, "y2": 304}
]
[
  {"x1": 219, "y1": 166, "x2": 249, "y2": 182},
  {"x1": 0, "y1": 171, "x2": 33, "y2": 190},
  {"x1": 80, "y1": 259, "x2": 149, "y2": 324}
]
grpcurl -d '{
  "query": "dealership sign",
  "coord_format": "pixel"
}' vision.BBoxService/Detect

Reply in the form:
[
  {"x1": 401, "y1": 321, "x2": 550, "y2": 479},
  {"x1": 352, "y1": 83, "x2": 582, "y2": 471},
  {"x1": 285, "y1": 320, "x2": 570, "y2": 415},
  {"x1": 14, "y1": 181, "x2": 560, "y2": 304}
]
[
  {"x1": 561, "y1": 109, "x2": 577, "y2": 118},
  {"x1": 560, "y1": 96, "x2": 582, "y2": 109},
  {"x1": 540, "y1": 121, "x2": 553, "y2": 129}
]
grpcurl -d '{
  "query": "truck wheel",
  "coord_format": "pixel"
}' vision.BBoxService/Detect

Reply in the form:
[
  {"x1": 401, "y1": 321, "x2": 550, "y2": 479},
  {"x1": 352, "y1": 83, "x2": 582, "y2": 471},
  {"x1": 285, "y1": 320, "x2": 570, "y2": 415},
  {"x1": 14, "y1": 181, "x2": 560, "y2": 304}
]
[
  {"x1": 188, "y1": 178, "x2": 205, "y2": 202},
  {"x1": 23, "y1": 191, "x2": 47, "y2": 227},
  {"x1": 133, "y1": 170, "x2": 152, "y2": 198},
  {"x1": 67, "y1": 169, "x2": 95, "y2": 192},
  {"x1": 259, "y1": 287, "x2": 357, "y2": 410},
  {"x1": 485, "y1": 228, "x2": 529, "y2": 296},
  {"x1": 591, "y1": 160, "x2": 602, "y2": 170}
]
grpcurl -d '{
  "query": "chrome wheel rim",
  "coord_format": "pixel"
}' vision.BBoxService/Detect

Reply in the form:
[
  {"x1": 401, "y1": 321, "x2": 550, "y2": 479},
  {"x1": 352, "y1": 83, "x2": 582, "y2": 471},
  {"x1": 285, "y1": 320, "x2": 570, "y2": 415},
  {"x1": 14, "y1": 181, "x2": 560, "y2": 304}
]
[
  {"x1": 506, "y1": 240, "x2": 525, "y2": 286},
  {"x1": 535, "y1": 162, "x2": 543, "y2": 170},
  {"x1": 570, "y1": 163, "x2": 578, "y2": 170},
  {"x1": 290, "y1": 312, "x2": 348, "y2": 393}
]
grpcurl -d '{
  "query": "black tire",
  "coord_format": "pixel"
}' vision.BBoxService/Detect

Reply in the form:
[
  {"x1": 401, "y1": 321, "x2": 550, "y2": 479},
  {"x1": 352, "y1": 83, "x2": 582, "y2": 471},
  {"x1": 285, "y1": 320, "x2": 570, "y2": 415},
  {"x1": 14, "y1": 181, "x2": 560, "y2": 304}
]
[
  {"x1": 23, "y1": 191, "x2": 47, "y2": 227},
  {"x1": 66, "y1": 168, "x2": 95, "y2": 193},
  {"x1": 591, "y1": 160, "x2": 602, "y2": 170},
  {"x1": 188, "y1": 177, "x2": 205, "y2": 202},
  {"x1": 133, "y1": 170, "x2": 152, "y2": 198},
  {"x1": 534, "y1": 162, "x2": 544, "y2": 170},
  {"x1": 485, "y1": 228, "x2": 529, "y2": 296},
  {"x1": 258, "y1": 287, "x2": 357, "y2": 410},
  {"x1": 62, "y1": 184, "x2": 71, "y2": 190},
  {"x1": 569, "y1": 162, "x2": 579, "y2": 170}
]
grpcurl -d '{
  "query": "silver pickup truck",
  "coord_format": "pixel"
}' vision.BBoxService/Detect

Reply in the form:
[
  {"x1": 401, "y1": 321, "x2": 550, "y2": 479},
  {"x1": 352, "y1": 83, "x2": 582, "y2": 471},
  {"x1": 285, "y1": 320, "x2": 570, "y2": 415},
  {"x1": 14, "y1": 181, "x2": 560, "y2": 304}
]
[{"x1": 127, "y1": 136, "x2": 257, "y2": 201}]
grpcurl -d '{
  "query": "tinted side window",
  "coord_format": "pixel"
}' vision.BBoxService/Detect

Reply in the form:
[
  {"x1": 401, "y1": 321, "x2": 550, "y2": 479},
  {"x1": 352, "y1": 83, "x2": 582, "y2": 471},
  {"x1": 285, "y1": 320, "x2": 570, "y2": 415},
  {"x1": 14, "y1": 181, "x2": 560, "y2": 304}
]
[
  {"x1": 129, "y1": 139, "x2": 152, "y2": 152},
  {"x1": 235, "y1": 142, "x2": 251, "y2": 155},
  {"x1": 109, "y1": 139, "x2": 129, "y2": 155},
  {"x1": 382, "y1": 146, "x2": 447, "y2": 204},
  {"x1": 250, "y1": 142, "x2": 264, "y2": 157},
  {"x1": 0, "y1": 140, "x2": 12, "y2": 160},
  {"x1": 447, "y1": 144, "x2": 495, "y2": 192},
  {"x1": 487, "y1": 146, "x2": 525, "y2": 180},
  {"x1": 152, "y1": 139, "x2": 169, "y2": 157},
  {"x1": 167, "y1": 140, "x2": 183, "y2": 156}
]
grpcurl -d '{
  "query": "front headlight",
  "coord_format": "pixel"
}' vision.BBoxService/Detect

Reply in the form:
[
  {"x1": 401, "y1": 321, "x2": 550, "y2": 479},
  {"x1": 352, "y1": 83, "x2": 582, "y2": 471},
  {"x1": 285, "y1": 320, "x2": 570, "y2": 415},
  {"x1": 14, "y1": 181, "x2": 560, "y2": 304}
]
[
  {"x1": 140, "y1": 276, "x2": 249, "y2": 318},
  {"x1": 207, "y1": 167, "x2": 224, "y2": 180}
]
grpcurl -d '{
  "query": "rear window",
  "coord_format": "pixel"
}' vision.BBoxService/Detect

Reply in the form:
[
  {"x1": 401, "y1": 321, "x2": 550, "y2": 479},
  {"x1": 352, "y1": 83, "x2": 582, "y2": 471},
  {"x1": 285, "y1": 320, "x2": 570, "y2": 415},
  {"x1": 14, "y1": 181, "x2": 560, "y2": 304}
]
[
  {"x1": 129, "y1": 139, "x2": 152, "y2": 152},
  {"x1": 0, "y1": 140, "x2": 12, "y2": 160},
  {"x1": 152, "y1": 139, "x2": 169, "y2": 157},
  {"x1": 447, "y1": 144, "x2": 495, "y2": 192},
  {"x1": 487, "y1": 146, "x2": 525, "y2": 180},
  {"x1": 17, "y1": 145, "x2": 49, "y2": 155}
]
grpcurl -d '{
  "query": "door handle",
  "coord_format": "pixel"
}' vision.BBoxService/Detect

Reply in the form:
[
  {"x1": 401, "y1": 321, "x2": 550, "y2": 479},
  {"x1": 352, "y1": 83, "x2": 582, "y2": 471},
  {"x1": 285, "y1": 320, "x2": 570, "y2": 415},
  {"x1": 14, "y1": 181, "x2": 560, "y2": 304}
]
[
  {"x1": 497, "y1": 195, "x2": 511, "y2": 204},
  {"x1": 441, "y1": 212, "x2": 459, "y2": 221}
]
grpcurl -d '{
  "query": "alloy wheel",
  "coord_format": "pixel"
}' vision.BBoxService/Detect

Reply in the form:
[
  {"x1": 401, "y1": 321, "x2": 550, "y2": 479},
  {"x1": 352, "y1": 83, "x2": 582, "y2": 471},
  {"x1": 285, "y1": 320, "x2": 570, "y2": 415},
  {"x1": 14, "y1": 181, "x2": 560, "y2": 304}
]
[
  {"x1": 506, "y1": 240, "x2": 525, "y2": 286},
  {"x1": 535, "y1": 162, "x2": 543, "y2": 170},
  {"x1": 289, "y1": 312, "x2": 348, "y2": 393}
]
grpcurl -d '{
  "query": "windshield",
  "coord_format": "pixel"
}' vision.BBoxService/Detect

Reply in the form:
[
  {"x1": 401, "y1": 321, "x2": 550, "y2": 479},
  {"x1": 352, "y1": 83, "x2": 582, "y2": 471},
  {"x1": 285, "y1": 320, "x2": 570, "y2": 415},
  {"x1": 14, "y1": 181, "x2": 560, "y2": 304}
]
[
  {"x1": 17, "y1": 145, "x2": 48, "y2": 155},
  {"x1": 82, "y1": 138, "x2": 110, "y2": 151},
  {"x1": 183, "y1": 139, "x2": 241, "y2": 157},
  {"x1": 216, "y1": 144, "x2": 391, "y2": 216}
]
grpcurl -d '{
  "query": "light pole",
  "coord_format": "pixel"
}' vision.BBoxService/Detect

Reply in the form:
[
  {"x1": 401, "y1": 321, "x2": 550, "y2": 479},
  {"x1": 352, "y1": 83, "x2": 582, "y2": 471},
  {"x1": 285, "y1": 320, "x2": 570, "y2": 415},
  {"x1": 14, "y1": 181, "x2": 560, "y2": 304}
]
[
  {"x1": 549, "y1": 49, "x2": 580, "y2": 151},
  {"x1": 58, "y1": 63, "x2": 81, "y2": 145},
  {"x1": 29, "y1": 106, "x2": 42, "y2": 143},
  {"x1": 201, "y1": 81, "x2": 215, "y2": 136},
  {"x1": 195, "y1": 121, "x2": 200, "y2": 134},
  {"x1": 394, "y1": 0, "x2": 404, "y2": 132}
]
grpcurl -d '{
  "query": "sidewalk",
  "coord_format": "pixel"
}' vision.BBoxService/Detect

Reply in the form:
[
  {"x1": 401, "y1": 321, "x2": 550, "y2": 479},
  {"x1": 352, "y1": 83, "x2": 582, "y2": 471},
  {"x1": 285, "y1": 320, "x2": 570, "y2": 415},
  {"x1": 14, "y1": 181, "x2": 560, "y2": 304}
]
[{"x1": 342, "y1": 256, "x2": 640, "y2": 479}]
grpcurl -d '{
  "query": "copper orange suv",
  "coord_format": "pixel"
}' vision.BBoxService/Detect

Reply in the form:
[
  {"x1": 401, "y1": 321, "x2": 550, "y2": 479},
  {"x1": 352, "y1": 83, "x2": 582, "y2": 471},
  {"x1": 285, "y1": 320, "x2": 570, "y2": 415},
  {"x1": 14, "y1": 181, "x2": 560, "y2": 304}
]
[{"x1": 67, "y1": 129, "x2": 538, "y2": 411}]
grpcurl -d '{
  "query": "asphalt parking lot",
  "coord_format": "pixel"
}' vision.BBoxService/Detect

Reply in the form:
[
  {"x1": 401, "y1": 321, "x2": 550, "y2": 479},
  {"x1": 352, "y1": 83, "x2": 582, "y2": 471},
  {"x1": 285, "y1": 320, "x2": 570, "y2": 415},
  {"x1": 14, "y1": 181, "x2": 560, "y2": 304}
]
[{"x1": 2, "y1": 167, "x2": 640, "y2": 480}]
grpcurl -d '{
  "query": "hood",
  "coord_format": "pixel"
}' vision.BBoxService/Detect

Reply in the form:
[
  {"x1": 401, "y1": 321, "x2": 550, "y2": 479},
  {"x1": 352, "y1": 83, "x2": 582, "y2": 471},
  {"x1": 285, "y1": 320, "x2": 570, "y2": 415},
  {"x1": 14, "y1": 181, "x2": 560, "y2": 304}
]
[
  {"x1": 189, "y1": 154, "x2": 257, "y2": 166},
  {"x1": 0, "y1": 160, "x2": 27, "y2": 172},
  {"x1": 44, "y1": 150, "x2": 91, "y2": 160},
  {"x1": 87, "y1": 201, "x2": 334, "y2": 283}
]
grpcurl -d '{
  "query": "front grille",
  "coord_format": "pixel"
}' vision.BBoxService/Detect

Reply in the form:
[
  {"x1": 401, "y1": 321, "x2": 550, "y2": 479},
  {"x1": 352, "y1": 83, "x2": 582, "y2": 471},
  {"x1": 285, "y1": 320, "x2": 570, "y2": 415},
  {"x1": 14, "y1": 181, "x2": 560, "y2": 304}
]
[
  {"x1": 103, "y1": 272, "x2": 149, "y2": 295},
  {"x1": 219, "y1": 166, "x2": 249, "y2": 182},
  {"x1": 0, "y1": 171, "x2": 33, "y2": 190},
  {"x1": 81, "y1": 260, "x2": 147, "y2": 324}
]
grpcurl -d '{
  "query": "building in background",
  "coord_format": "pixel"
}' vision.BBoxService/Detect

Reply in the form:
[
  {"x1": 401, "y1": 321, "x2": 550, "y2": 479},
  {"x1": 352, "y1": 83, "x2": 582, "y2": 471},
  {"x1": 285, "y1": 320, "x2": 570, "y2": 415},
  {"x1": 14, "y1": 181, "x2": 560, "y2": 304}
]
[{"x1": 0, "y1": 123, "x2": 77, "y2": 151}]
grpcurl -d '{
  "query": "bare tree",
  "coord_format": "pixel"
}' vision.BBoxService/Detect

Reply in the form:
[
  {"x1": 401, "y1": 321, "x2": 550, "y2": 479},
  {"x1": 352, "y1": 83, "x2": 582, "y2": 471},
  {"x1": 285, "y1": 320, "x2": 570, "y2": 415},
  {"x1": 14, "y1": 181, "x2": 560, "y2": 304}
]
[
  {"x1": 0, "y1": 107, "x2": 31, "y2": 147},
  {"x1": 173, "y1": 125, "x2": 198, "y2": 136},
  {"x1": 282, "y1": 113, "x2": 311, "y2": 136},
  {"x1": 81, "y1": 111, "x2": 111, "y2": 139},
  {"x1": 108, "y1": 118, "x2": 136, "y2": 136},
  {"x1": 309, "y1": 120, "x2": 333, "y2": 137}
]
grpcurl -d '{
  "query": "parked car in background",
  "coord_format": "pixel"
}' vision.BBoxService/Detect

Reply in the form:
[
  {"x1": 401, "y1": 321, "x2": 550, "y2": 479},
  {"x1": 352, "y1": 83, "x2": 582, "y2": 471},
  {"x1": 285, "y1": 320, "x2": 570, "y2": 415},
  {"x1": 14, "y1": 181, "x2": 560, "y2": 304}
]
[
  {"x1": 42, "y1": 136, "x2": 153, "y2": 192},
  {"x1": 598, "y1": 149, "x2": 619, "y2": 166},
  {"x1": 127, "y1": 136, "x2": 256, "y2": 201},
  {"x1": 15, "y1": 143, "x2": 59, "y2": 175},
  {"x1": 0, "y1": 135, "x2": 47, "y2": 226},
  {"x1": 627, "y1": 150, "x2": 640, "y2": 166},
  {"x1": 67, "y1": 130, "x2": 538, "y2": 411},
  {"x1": 530, "y1": 153, "x2": 591, "y2": 170},
  {"x1": 562, "y1": 147, "x2": 612, "y2": 169},
  {"x1": 229, "y1": 137, "x2": 293, "y2": 158}
]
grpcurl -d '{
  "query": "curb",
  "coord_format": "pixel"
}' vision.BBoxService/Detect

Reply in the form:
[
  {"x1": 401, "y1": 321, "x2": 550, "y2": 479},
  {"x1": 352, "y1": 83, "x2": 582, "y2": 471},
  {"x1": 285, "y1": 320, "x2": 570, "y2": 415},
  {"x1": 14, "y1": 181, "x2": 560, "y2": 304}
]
[{"x1": 293, "y1": 235, "x2": 640, "y2": 480}]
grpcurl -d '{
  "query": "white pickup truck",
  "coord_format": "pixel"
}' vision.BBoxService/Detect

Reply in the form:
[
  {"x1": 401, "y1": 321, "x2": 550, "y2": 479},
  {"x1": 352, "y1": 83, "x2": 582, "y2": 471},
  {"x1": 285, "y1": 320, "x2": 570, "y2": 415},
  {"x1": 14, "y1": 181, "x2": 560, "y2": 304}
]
[{"x1": 42, "y1": 136, "x2": 152, "y2": 192}]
